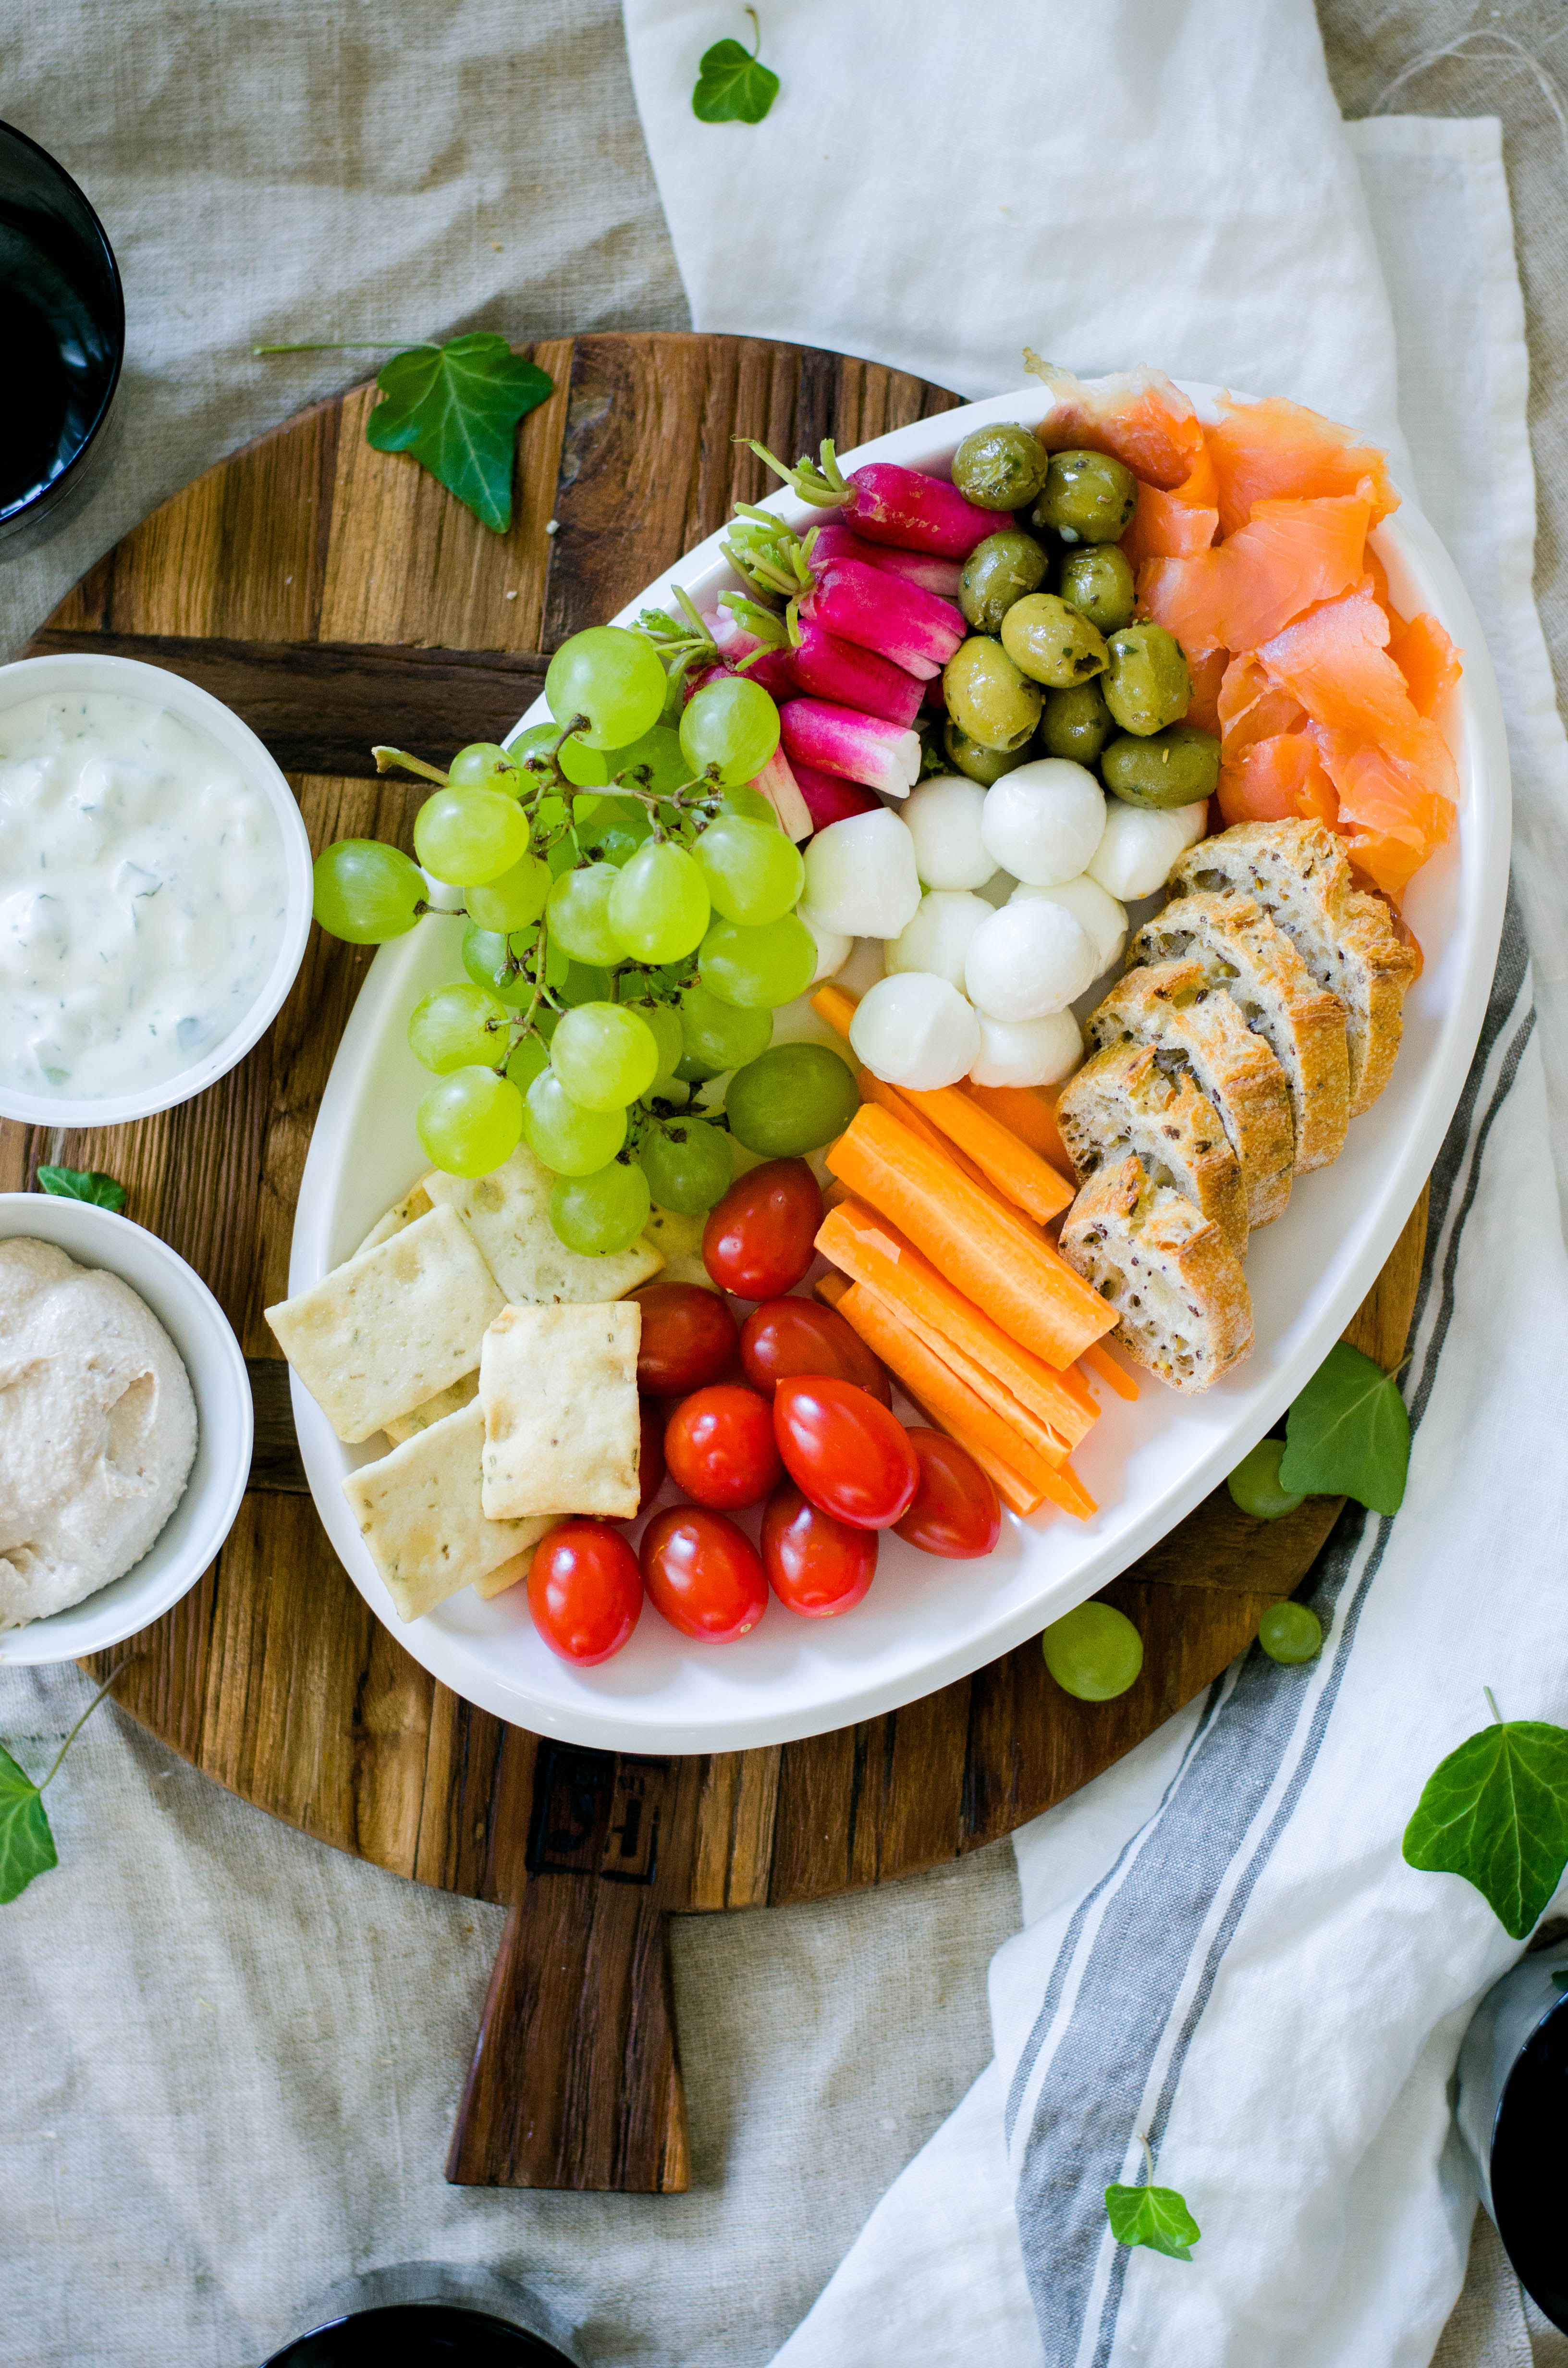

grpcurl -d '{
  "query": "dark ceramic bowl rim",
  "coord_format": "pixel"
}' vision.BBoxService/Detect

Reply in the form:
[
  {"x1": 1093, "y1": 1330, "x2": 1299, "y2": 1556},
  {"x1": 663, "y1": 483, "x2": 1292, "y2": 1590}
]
[{"x1": 0, "y1": 117, "x2": 126, "y2": 526}]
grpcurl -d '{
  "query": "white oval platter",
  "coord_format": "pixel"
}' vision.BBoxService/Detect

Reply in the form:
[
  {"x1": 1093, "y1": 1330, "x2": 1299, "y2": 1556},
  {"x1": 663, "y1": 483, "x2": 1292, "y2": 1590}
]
[{"x1": 288, "y1": 380, "x2": 1509, "y2": 1754}]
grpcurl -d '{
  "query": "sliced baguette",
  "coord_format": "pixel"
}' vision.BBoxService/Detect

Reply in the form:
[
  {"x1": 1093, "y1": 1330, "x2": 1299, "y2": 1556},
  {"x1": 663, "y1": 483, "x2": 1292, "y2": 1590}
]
[
  {"x1": 1129, "y1": 891, "x2": 1350, "y2": 1172},
  {"x1": 1167, "y1": 819, "x2": 1417, "y2": 1117},
  {"x1": 1056, "y1": 1042, "x2": 1247, "y2": 1258},
  {"x1": 1085, "y1": 959, "x2": 1295, "y2": 1229},
  {"x1": 1059, "y1": 1153, "x2": 1253, "y2": 1394}
]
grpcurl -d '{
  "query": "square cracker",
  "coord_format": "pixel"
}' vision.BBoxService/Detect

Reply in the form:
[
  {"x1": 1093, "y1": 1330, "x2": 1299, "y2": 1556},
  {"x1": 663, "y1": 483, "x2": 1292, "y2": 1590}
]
[
  {"x1": 266, "y1": 1204, "x2": 504, "y2": 1443},
  {"x1": 425, "y1": 1144, "x2": 661, "y2": 1306},
  {"x1": 473, "y1": 1521, "x2": 559, "y2": 1601},
  {"x1": 342, "y1": 1401, "x2": 555, "y2": 1622},
  {"x1": 480, "y1": 1302, "x2": 641, "y2": 1519},
  {"x1": 355, "y1": 1176, "x2": 436, "y2": 1259},
  {"x1": 383, "y1": 1369, "x2": 478, "y2": 1446}
]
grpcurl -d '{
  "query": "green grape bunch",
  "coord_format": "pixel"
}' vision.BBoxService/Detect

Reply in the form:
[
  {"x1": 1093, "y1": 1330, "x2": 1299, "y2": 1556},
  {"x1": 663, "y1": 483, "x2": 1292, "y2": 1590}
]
[{"x1": 305, "y1": 614, "x2": 840, "y2": 1259}]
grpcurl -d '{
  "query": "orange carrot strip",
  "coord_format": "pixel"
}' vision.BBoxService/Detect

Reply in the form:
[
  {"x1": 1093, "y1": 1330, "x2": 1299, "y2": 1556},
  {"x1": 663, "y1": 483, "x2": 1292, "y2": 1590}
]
[
  {"x1": 817, "y1": 1200, "x2": 1096, "y2": 1447},
  {"x1": 855, "y1": 1069, "x2": 1042, "y2": 1234},
  {"x1": 825, "y1": 1103, "x2": 1115, "y2": 1369},
  {"x1": 897, "y1": 1083, "x2": 1073, "y2": 1221},
  {"x1": 1083, "y1": 1340, "x2": 1140, "y2": 1402},
  {"x1": 855, "y1": 1280, "x2": 1069, "y2": 1467},
  {"x1": 961, "y1": 1081, "x2": 1072, "y2": 1175},
  {"x1": 810, "y1": 982, "x2": 860, "y2": 1043}
]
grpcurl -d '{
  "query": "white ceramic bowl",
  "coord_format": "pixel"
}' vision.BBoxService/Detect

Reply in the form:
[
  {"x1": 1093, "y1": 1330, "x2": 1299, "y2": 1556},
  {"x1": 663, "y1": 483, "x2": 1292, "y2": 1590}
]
[
  {"x1": 0, "y1": 1193, "x2": 253, "y2": 1664},
  {"x1": 0, "y1": 651, "x2": 314, "y2": 1127}
]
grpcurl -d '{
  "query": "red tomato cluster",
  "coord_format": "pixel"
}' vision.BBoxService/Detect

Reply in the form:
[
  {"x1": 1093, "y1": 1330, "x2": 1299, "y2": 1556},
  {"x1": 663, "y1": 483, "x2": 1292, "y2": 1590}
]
[{"x1": 525, "y1": 1158, "x2": 1002, "y2": 1667}]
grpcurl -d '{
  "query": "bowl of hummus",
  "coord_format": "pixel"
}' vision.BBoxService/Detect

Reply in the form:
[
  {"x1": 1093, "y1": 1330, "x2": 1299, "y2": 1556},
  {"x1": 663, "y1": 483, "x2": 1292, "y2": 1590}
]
[{"x1": 0, "y1": 1193, "x2": 253, "y2": 1662}]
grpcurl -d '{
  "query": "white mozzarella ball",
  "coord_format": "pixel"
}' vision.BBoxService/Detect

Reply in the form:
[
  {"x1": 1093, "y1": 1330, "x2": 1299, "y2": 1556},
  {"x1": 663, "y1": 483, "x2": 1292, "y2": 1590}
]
[
  {"x1": 801, "y1": 807, "x2": 922, "y2": 938},
  {"x1": 901, "y1": 775, "x2": 997, "y2": 890},
  {"x1": 1086, "y1": 801, "x2": 1210, "y2": 901},
  {"x1": 885, "y1": 890, "x2": 994, "y2": 990},
  {"x1": 980, "y1": 759, "x2": 1107, "y2": 888},
  {"x1": 799, "y1": 905, "x2": 853, "y2": 984},
  {"x1": 969, "y1": 1009, "x2": 1084, "y2": 1088},
  {"x1": 849, "y1": 972, "x2": 981, "y2": 1091},
  {"x1": 1009, "y1": 874, "x2": 1127, "y2": 976},
  {"x1": 964, "y1": 900, "x2": 1098, "y2": 1022}
]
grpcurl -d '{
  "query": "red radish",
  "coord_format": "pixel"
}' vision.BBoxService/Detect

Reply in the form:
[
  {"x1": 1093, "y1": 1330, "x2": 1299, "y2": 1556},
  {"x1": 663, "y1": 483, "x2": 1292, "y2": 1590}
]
[
  {"x1": 780, "y1": 699, "x2": 920, "y2": 799},
  {"x1": 789, "y1": 616, "x2": 923, "y2": 729},
  {"x1": 791, "y1": 759, "x2": 880, "y2": 830},
  {"x1": 808, "y1": 519, "x2": 964, "y2": 600},
  {"x1": 802, "y1": 560, "x2": 965, "y2": 682},
  {"x1": 748, "y1": 745, "x2": 813, "y2": 840},
  {"x1": 750, "y1": 437, "x2": 996, "y2": 559}
]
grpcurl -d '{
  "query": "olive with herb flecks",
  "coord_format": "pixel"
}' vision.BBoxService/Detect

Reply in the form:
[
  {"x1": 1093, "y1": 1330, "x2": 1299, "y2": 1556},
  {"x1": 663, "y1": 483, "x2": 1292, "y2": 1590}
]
[
  {"x1": 1039, "y1": 680, "x2": 1113, "y2": 764},
  {"x1": 1000, "y1": 592, "x2": 1108, "y2": 689},
  {"x1": 1059, "y1": 544, "x2": 1137, "y2": 633},
  {"x1": 942, "y1": 636, "x2": 1043, "y2": 752},
  {"x1": 951, "y1": 422, "x2": 1051, "y2": 511},
  {"x1": 1031, "y1": 448, "x2": 1139, "y2": 544},
  {"x1": 1102, "y1": 723, "x2": 1221, "y2": 808},
  {"x1": 942, "y1": 715, "x2": 1037, "y2": 785},
  {"x1": 1101, "y1": 622, "x2": 1193, "y2": 735},
  {"x1": 959, "y1": 529, "x2": 1050, "y2": 635}
]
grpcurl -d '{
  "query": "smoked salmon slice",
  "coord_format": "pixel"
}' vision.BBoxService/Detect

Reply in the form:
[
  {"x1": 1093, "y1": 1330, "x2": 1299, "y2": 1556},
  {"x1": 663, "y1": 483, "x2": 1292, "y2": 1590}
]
[
  {"x1": 1024, "y1": 355, "x2": 1207, "y2": 491},
  {"x1": 1121, "y1": 441, "x2": 1220, "y2": 566},
  {"x1": 1206, "y1": 395, "x2": 1400, "y2": 538},
  {"x1": 1309, "y1": 731, "x2": 1454, "y2": 900},
  {"x1": 1388, "y1": 611, "x2": 1461, "y2": 718},
  {"x1": 1218, "y1": 731, "x2": 1338, "y2": 829},
  {"x1": 1139, "y1": 493, "x2": 1371, "y2": 657}
]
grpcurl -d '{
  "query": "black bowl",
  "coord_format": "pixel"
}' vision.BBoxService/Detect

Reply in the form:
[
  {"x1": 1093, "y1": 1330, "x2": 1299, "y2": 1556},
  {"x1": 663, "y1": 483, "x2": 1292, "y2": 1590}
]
[{"x1": 0, "y1": 119, "x2": 124, "y2": 546}]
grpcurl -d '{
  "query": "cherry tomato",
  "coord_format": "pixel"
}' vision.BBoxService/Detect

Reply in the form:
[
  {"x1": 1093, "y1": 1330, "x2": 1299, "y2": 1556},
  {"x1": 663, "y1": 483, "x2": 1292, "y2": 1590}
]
[
  {"x1": 635, "y1": 1399, "x2": 666, "y2": 1515},
  {"x1": 528, "y1": 1520, "x2": 643, "y2": 1664},
  {"x1": 703, "y1": 1158, "x2": 822, "y2": 1299},
  {"x1": 893, "y1": 1428, "x2": 1001, "y2": 1558},
  {"x1": 664, "y1": 1383, "x2": 781, "y2": 1509},
  {"x1": 761, "y1": 1481, "x2": 877, "y2": 1617},
  {"x1": 641, "y1": 1505, "x2": 768, "y2": 1642},
  {"x1": 772, "y1": 1374, "x2": 919, "y2": 1530},
  {"x1": 629, "y1": 1280, "x2": 738, "y2": 1395},
  {"x1": 740, "y1": 1297, "x2": 892, "y2": 1406}
]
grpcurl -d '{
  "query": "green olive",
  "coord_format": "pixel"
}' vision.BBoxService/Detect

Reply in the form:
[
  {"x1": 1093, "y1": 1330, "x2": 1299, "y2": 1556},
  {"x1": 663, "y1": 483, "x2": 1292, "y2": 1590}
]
[
  {"x1": 942, "y1": 636, "x2": 1043, "y2": 752},
  {"x1": 959, "y1": 530, "x2": 1050, "y2": 635},
  {"x1": 1102, "y1": 623, "x2": 1193, "y2": 735},
  {"x1": 1039, "y1": 680, "x2": 1113, "y2": 764},
  {"x1": 999, "y1": 592, "x2": 1108, "y2": 690},
  {"x1": 1058, "y1": 544, "x2": 1137, "y2": 634},
  {"x1": 942, "y1": 716, "x2": 1037, "y2": 786},
  {"x1": 951, "y1": 422, "x2": 1050, "y2": 512},
  {"x1": 1101, "y1": 724, "x2": 1221, "y2": 808},
  {"x1": 1031, "y1": 448, "x2": 1139, "y2": 545}
]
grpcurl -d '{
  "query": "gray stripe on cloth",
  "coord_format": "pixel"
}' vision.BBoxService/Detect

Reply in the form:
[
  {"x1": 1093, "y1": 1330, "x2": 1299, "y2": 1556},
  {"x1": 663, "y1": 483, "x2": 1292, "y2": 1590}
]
[{"x1": 1010, "y1": 898, "x2": 1536, "y2": 2367}]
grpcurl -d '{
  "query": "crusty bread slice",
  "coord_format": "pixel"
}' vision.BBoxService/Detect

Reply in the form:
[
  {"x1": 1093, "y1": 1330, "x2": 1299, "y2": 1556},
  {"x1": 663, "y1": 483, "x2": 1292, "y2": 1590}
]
[
  {"x1": 1059, "y1": 1153, "x2": 1253, "y2": 1393},
  {"x1": 1085, "y1": 959, "x2": 1295, "y2": 1229},
  {"x1": 1129, "y1": 891, "x2": 1350, "y2": 1172},
  {"x1": 1056, "y1": 1042, "x2": 1247, "y2": 1258},
  {"x1": 1167, "y1": 819, "x2": 1417, "y2": 1118}
]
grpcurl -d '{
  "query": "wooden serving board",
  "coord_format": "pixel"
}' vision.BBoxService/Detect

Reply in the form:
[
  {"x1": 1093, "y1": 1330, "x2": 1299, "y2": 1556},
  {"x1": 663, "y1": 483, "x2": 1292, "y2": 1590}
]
[{"x1": 7, "y1": 332, "x2": 1429, "y2": 2195}]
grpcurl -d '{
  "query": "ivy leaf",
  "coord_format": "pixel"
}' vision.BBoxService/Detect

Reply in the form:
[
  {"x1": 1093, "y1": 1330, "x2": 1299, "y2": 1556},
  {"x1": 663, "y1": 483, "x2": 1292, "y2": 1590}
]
[
  {"x1": 1403, "y1": 1718, "x2": 1568, "y2": 1940},
  {"x1": 693, "y1": 11, "x2": 780, "y2": 124},
  {"x1": 1277, "y1": 1340, "x2": 1409, "y2": 1514},
  {"x1": 36, "y1": 1163, "x2": 126, "y2": 1212},
  {"x1": 365, "y1": 334, "x2": 553, "y2": 533},
  {"x1": 1105, "y1": 2180, "x2": 1201, "y2": 2261},
  {"x1": 0, "y1": 1746, "x2": 56, "y2": 1906}
]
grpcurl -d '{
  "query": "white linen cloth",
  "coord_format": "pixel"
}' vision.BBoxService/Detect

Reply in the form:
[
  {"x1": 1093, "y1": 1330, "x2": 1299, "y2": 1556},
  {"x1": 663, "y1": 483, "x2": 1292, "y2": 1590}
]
[{"x1": 624, "y1": 9, "x2": 1568, "y2": 2363}]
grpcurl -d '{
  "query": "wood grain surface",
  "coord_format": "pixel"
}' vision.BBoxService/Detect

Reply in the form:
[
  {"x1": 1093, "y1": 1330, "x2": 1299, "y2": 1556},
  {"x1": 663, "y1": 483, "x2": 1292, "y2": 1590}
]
[{"x1": 6, "y1": 334, "x2": 1431, "y2": 2193}]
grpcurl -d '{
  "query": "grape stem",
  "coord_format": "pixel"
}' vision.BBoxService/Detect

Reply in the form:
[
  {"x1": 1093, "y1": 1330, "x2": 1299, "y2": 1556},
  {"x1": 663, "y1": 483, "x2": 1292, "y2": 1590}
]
[{"x1": 374, "y1": 745, "x2": 450, "y2": 786}]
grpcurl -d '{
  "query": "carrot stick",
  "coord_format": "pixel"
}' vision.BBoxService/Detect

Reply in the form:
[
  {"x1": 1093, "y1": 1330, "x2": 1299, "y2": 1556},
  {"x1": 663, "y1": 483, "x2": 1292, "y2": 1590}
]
[
  {"x1": 897, "y1": 1082, "x2": 1073, "y2": 1221},
  {"x1": 817, "y1": 1200, "x2": 1097, "y2": 1445},
  {"x1": 857, "y1": 1279, "x2": 1069, "y2": 1467},
  {"x1": 962, "y1": 1081, "x2": 1073, "y2": 1176},
  {"x1": 1083, "y1": 1339, "x2": 1140, "y2": 1402},
  {"x1": 825, "y1": 1103, "x2": 1115, "y2": 1369},
  {"x1": 810, "y1": 981, "x2": 861, "y2": 1043},
  {"x1": 855, "y1": 1069, "x2": 1038, "y2": 1232}
]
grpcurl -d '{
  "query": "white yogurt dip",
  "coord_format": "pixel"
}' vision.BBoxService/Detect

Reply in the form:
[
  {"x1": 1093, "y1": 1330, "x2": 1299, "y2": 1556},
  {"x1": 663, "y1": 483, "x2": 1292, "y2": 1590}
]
[{"x1": 0, "y1": 687, "x2": 292, "y2": 1100}]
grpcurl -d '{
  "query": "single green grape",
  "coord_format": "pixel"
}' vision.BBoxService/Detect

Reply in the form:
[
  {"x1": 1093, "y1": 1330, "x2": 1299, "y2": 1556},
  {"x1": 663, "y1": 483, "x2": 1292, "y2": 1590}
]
[
  {"x1": 718, "y1": 782, "x2": 776, "y2": 825},
  {"x1": 505, "y1": 1033, "x2": 550, "y2": 1095},
  {"x1": 462, "y1": 923, "x2": 535, "y2": 1008},
  {"x1": 407, "y1": 981, "x2": 509, "y2": 1075},
  {"x1": 576, "y1": 793, "x2": 653, "y2": 868},
  {"x1": 547, "y1": 863, "x2": 627, "y2": 965},
  {"x1": 505, "y1": 723, "x2": 566, "y2": 791},
  {"x1": 416, "y1": 1066, "x2": 524, "y2": 1179},
  {"x1": 550, "y1": 1159, "x2": 652, "y2": 1256},
  {"x1": 545, "y1": 626, "x2": 668, "y2": 749},
  {"x1": 558, "y1": 959, "x2": 613, "y2": 1008},
  {"x1": 312, "y1": 840, "x2": 426, "y2": 943},
  {"x1": 679, "y1": 673, "x2": 781, "y2": 786},
  {"x1": 1041, "y1": 1602, "x2": 1144, "y2": 1701},
  {"x1": 678, "y1": 983, "x2": 772, "y2": 1072},
  {"x1": 1258, "y1": 1602, "x2": 1324, "y2": 1665},
  {"x1": 1226, "y1": 1438, "x2": 1307, "y2": 1520},
  {"x1": 465, "y1": 850, "x2": 551, "y2": 933},
  {"x1": 550, "y1": 1001, "x2": 660, "y2": 1113},
  {"x1": 695, "y1": 814, "x2": 806, "y2": 926},
  {"x1": 623, "y1": 998, "x2": 685, "y2": 1085},
  {"x1": 523, "y1": 1069, "x2": 627, "y2": 1175},
  {"x1": 557, "y1": 735, "x2": 614, "y2": 788},
  {"x1": 601, "y1": 723, "x2": 689, "y2": 802},
  {"x1": 726, "y1": 1044, "x2": 859, "y2": 1157},
  {"x1": 449, "y1": 740, "x2": 521, "y2": 792},
  {"x1": 637, "y1": 1118, "x2": 734, "y2": 1215},
  {"x1": 698, "y1": 913, "x2": 816, "y2": 1009},
  {"x1": 413, "y1": 787, "x2": 531, "y2": 886},
  {"x1": 608, "y1": 840, "x2": 711, "y2": 965}
]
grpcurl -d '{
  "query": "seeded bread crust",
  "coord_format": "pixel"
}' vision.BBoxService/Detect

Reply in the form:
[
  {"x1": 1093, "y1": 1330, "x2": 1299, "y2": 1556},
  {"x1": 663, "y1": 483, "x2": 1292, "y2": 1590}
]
[
  {"x1": 1059, "y1": 1153, "x2": 1254, "y2": 1393},
  {"x1": 1129, "y1": 891, "x2": 1350, "y2": 1172},
  {"x1": 1056, "y1": 1041, "x2": 1248, "y2": 1258},
  {"x1": 1085, "y1": 959, "x2": 1295, "y2": 1229},
  {"x1": 1167, "y1": 819, "x2": 1416, "y2": 1118}
]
